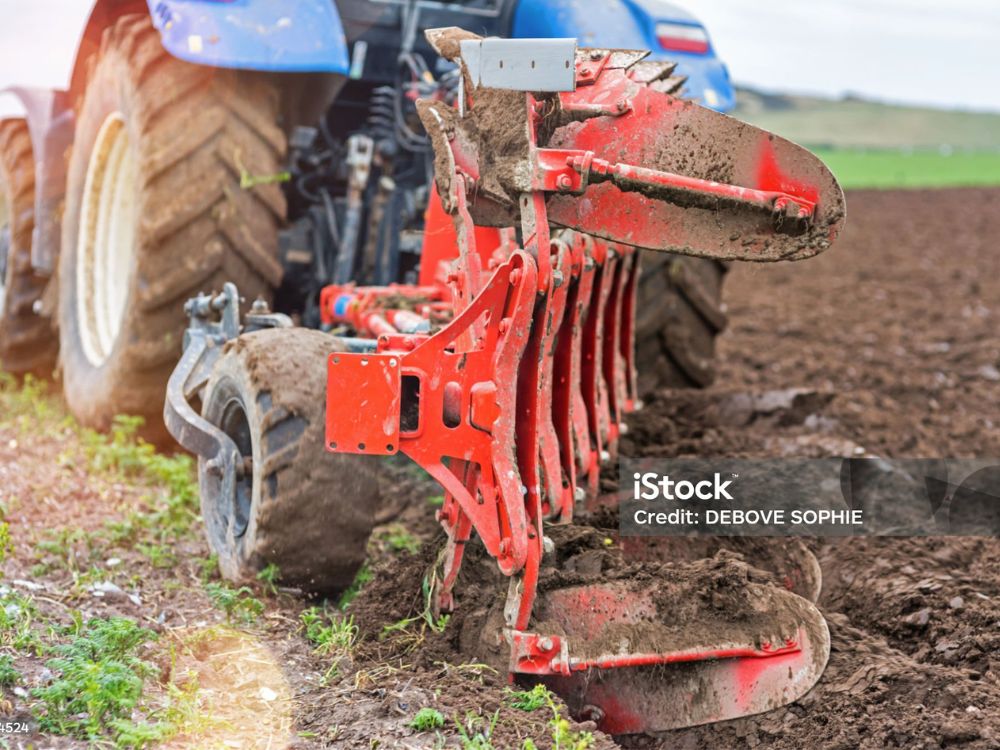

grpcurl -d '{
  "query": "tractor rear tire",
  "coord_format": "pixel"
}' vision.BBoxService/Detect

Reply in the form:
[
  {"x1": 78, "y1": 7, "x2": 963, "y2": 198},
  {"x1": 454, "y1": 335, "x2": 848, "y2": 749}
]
[
  {"x1": 199, "y1": 327, "x2": 378, "y2": 593},
  {"x1": 58, "y1": 14, "x2": 285, "y2": 439},
  {"x1": 634, "y1": 255, "x2": 728, "y2": 392},
  {"x1": 0, "y1": 119, "x2": 57, "y2": 376}
]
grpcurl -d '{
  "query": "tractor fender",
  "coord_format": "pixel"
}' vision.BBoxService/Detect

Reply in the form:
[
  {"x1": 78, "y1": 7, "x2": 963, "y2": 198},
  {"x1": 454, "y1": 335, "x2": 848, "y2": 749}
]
[
  {"x1": 71, "y1": 1, "x2": 350, "y2": 120},
  {"x1": 511, "y1": 0, "x2": 735, "y2": 112},
  {"x1": 70, "y1": 0, "x2": 349, "y2": 99},
  {"x1": 144, "y1": 0, "x2": 350, "y2": 74}
]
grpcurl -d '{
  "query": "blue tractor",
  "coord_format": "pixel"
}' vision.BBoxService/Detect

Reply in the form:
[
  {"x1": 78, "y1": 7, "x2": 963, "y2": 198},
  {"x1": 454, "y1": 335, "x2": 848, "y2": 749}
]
[{"x1": 0, "y1": 0, "x2": 733, "y2": 436}]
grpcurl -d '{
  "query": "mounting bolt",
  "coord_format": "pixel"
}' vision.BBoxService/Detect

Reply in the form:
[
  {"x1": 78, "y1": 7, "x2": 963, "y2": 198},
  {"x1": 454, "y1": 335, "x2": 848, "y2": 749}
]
[
  {"x1": 204, "y1": 457, "x2": 223, "y2": 476},
  {"x1": 250, "y1": 297, "x2": 270, "y2": 314},
  {"x1": 589, "y1": 50, "x2": 603, "y2": 61},
  {"x1": 538, "y1": 637, "x2": 554, "y2": 652},
  {"x1": 556, "y1": 174, "x2": 573, "y2": 192},
  {"x1": 616, "y1": 99, "x2": 629, "y2": 113}
]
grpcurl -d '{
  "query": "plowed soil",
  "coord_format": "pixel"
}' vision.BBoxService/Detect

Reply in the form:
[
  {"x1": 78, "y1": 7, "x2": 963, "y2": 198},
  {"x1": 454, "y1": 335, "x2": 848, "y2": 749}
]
[
  {"x1": 4, "y1": 187, "x2": 1000, "y2": 749},
  {"x1": 621, "y1": 187, "x2": 1000, "y2": 749}
]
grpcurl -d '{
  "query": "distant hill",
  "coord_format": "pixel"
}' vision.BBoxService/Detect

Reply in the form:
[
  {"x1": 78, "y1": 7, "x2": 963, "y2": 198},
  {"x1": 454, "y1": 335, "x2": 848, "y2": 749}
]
[{"x1": 732, "y1": 86, "x2": 1000, "y2": 151}]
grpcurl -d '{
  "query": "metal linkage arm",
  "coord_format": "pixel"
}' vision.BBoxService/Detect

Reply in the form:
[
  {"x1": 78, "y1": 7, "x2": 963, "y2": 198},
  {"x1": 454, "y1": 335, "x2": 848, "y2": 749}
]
[
  {"x1": 165, "y1": 283, "x2": 293, "y2": 494},
  {"x1": 534, "y1": 149, "x2": 817, "y2": 231}
]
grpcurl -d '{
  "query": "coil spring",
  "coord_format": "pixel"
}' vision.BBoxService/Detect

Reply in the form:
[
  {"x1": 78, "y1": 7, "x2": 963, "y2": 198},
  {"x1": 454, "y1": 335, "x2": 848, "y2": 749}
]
[{"x1": 367, "y1": 85, "x2": 398, "y2": 144}]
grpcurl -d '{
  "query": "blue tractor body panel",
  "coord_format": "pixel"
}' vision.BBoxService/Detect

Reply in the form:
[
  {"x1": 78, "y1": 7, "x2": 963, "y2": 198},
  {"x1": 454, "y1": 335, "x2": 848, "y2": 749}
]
[
  {"x1": 511, "y1": 0, "x2": 735, "y2": 112},
  {"x1": 144, "y1": 0, "x2": 350, "y2": 74},
  {"x1": 139, "y1": 0, "x2": 733, "y2": 111}
]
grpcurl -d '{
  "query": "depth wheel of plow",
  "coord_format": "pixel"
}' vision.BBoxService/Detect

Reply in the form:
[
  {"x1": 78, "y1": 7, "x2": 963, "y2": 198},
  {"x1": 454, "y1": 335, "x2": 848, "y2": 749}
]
[{"x1": 199, "y1": 327, "x2": 378, "y2": 593}]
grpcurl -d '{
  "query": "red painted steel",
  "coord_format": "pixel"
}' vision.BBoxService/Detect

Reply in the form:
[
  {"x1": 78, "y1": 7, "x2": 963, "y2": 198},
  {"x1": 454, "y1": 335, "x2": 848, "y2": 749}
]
[{"x1": 324, "y1": 42, "x2": 837, "y2": 732}]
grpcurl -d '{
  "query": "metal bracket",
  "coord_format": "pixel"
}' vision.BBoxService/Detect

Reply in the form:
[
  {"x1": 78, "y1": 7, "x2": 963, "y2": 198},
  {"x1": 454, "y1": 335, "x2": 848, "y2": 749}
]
[
  {"x1": 333, "y1": 134, "x2": 375, "y2": 284},
  {"x1": 164, "y1": 284, "x2": 292, "y2": 493},
  {"x1": 459, "y1": 38, "x2": 576, "y2": 92}
]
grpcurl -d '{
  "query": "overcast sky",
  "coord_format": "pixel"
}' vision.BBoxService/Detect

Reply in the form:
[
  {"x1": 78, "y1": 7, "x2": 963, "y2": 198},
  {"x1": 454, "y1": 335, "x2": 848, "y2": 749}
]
[
  {"x1": 0, "y1": 0, "x2": 998, "y2": 117},
  {"x1": 692, "y1": 0, "x2": 1000, "y2": 111}
]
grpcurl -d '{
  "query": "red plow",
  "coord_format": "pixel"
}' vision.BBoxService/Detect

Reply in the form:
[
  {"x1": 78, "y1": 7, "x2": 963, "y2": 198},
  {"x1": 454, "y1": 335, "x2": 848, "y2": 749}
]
[
  {"x1": 167, "y1": 27, "x2": 844, "y2": 734},
  {"x1": 321, "y1": 28, "x2": 842, "y2": 733}
]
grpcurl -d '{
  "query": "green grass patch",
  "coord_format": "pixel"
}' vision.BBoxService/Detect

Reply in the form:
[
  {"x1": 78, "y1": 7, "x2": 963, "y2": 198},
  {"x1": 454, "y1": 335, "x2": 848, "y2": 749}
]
[
  {"x1": 300, "y1": 607, "x2": 358, "y2": 657},
  {"x1": 507, "y1": 684, "x2": 550, "y2": 712},
  {"x1": 813, "y1": 148, "x2": 1000, "y2": 189},
  {"x1": 0, "y1": 589, "x2": 43, "y2": 655},
  {"x1": 0, "y1": 376, "x2": 199, "y2": 568},
  {"x1": 32, "y1": 617, "x2": 157, "y2": 742},
  {"x1": 375, "y1": 523, "x2": 421, "y2": 555},
  {"x1": 0, "y1": 373, "x2": 58, "y2": 427},
  {"x1": 31, "y1": 617, "x2": 206, "y2": 748},
  {"x1": 203, "y1": 583, "x2": 265, "y2": 625},
  {"x1": 410, "y1": 706, "x2": 445, "y2": 731},
  {"x1": 0, "y1": 653, "x2": 20, "y2": 686},
  {"x1": 337, "y1": 563, "x2": 372, "y2": 610},
  {"x1": 455, "y1": 710, "x2": 500, "y2": 750},
  {"x1": 84, "y1": 415, "x2": 198, "y2": 540}
]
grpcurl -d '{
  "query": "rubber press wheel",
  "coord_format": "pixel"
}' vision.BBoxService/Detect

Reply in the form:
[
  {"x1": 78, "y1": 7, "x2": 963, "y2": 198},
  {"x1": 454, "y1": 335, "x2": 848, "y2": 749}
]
[
  {"x1": 199, "y1": 327, "x2": 379, "y2": 593},
  {"x1": 0, "y1": 118, "x2": 57, "y2": 376},
  {"x1": 634, "y1": 255, "x2": 728, "y2": 392},
  {"x1": 58, "y1": 13, "x2": 285, "y2": 437}
]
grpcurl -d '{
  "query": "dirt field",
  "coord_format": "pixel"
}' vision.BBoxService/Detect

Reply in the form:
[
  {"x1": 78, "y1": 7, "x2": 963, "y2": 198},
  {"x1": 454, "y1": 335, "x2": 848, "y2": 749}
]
[{"x1": 2, "y1": 187, "x2": 999, "y2": 749}]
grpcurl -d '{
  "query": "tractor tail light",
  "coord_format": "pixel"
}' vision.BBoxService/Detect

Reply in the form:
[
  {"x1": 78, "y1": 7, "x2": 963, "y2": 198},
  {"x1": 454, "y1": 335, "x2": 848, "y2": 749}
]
[{"x1": 655, "y1": 23, "x2": 710, "y2": 54}]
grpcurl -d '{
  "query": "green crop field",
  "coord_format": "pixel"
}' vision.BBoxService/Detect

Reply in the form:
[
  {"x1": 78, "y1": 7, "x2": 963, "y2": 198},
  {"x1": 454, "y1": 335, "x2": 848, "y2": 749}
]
[
  {"x1": 811, "y1": 148, "x2": 1000, "y2": 189},
  {"x1": 732, "y1": 86, "x2": 1000, "y2": 190}
]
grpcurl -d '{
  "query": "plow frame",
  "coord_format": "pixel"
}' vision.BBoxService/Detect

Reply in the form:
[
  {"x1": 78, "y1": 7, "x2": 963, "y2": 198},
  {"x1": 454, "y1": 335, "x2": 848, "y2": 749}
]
[
  {"x1": 321, "y1": 30, "x2": 837, "y2": 732},
  {"x1": 320, "y1": 37, "x2": 829, "y2": 696}
]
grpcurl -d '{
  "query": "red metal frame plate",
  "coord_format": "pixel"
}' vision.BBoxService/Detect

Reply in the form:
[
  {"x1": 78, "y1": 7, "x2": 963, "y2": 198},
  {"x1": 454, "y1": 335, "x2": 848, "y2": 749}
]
[{"x1": 326, "y1": 352, "x2": 401, "y2": 455}]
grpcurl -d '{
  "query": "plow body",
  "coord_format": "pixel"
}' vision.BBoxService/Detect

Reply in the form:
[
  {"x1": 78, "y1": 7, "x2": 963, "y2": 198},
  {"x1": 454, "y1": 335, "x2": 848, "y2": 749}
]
[{"x1": 320, "y1": 29, "x2": 843, "y2": 734}]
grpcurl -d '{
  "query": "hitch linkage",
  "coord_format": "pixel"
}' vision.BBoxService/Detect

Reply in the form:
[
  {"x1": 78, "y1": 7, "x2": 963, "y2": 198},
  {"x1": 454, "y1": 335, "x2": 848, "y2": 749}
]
[{"x1": 163, "y1": 283, "x2": 292, "y2": 501}]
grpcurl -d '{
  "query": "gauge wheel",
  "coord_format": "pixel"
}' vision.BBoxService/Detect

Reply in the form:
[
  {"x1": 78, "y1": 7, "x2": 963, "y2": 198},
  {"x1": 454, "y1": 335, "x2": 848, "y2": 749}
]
[{"x1": 199, "y1": 327, "x2": 379, "y2": 592}]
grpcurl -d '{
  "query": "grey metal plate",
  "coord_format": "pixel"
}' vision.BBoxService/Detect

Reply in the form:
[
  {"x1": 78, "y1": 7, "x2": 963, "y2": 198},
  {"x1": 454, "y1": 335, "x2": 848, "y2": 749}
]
[{"x1": 460, "y1": 38, "x2": 577, "y2": 92}]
